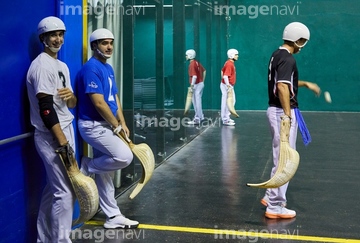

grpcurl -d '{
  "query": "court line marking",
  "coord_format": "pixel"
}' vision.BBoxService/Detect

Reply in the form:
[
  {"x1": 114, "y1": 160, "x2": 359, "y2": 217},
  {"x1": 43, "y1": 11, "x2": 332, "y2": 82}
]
[{"x1": 85, "y1": 221, "x2": 360, "y2": 243}]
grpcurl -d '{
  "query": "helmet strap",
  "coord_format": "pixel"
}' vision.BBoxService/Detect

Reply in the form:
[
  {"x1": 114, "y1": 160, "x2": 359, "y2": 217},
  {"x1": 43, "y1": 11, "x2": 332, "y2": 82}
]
[
  {"x1": 96, "y1": 48, "x2": 111, "y2": 59},
  {"x1": 294, "y1": 40, "x2": 308, "y2": 48},
  {"x1": 43, "y1": 36, "x2": 62, "y2": 53}
]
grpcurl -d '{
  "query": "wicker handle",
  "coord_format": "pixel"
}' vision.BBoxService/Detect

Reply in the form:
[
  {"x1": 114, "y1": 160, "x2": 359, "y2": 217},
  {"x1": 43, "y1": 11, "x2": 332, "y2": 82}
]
[
  {"x1": 119, "y1": 129, "x2": 131, "y2": 143},
  {"x1": 280, "y1": 118, "x2": 291, "y2": 142}
]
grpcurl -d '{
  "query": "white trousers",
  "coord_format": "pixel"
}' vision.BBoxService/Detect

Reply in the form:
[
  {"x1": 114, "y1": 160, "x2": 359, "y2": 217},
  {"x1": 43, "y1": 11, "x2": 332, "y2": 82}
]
[
  {"x1": 220, "y1": 83, "x2": 235, "y2": 122},
  {"x1": 192, "y1": 82, "x2": 204, "y2": 121},
  {"x1": 35, "y1": 124, "x2": 76, "y2": 243},
  {"x1": 265, "y1": 107, "x2": 298, "y2": 207},
  {"x1": 77, "y1": 120, "x2": 133, "y2": 218}
]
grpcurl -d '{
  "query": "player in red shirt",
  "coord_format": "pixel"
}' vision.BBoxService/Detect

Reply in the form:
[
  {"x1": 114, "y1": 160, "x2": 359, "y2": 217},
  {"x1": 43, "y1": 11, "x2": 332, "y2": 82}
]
[
  {"x1": 185, "y1": 49, "x2": 206, "y2": 125},
  {"x1": 220, "y1": 49, "x2": 239, "y2": 126}
]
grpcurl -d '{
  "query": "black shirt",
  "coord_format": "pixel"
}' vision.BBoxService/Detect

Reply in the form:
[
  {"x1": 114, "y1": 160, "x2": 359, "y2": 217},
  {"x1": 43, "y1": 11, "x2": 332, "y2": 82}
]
[{"x1": 268, "y1": 47, "x2": 299, "y2": 108}]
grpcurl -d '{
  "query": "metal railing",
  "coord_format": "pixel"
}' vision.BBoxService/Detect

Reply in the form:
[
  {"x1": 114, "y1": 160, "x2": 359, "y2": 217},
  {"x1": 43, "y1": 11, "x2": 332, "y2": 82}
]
[{"x1": 0, "y1": 132, "x2": 33, "y2": 146}]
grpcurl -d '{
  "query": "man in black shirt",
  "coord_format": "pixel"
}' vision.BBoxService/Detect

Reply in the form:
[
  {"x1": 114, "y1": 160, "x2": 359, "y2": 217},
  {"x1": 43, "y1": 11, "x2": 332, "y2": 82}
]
[{"x1": 261, "y1": 22, "x2": 321, "y2": 219}]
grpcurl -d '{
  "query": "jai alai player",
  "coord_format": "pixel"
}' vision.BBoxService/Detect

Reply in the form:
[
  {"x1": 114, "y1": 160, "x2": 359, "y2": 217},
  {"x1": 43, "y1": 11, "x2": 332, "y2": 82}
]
[
  {"x1": 220, "y1": 49, "x2": 239, "y2": 126},
  {"x1": 26, "y1": 16, "x2": 77, "y2": 242},
  {"x1": 262, "y1": 22, "x2": 321, "y2": 219},
  {"x1": 185, "y1": 49, "x2": 206, "y2": 125}
]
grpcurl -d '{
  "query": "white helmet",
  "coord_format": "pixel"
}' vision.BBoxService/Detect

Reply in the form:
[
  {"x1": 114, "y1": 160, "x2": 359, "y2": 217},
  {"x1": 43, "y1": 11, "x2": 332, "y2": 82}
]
[
  {"x1": 90, "y1": 28, "x2": 114, "y2": 43},
  {"x1": 282, "y1": 22, "x2": 310, "y2": 42},
  {"x1": 37, "y1": 16, "x2": 66, "y2": 36},
  {"x1": 185, "y1": 49, "x2": 196, "y2": 59},
  {"x1": 227, "y1": 49, "x2": 239, "y2": 59}
]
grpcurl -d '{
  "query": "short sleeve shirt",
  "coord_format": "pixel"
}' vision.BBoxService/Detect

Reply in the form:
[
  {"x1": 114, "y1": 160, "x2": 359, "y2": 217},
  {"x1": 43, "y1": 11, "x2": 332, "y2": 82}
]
[
  {"x1": 221, "y1": 60, "x2": 236, "y2": 86},
  {"x1": 268, "y1": 47, "x2": 299, "y2": 108},
  {"x1": 76, "y1": 57, "x2": 118, "y2": 121},
  {"x1": 188, "y1": 60, "x2": 205, "y2": 84},
  {"x1": 26, "y1": 52, "x2": 74, "y2": 132}
]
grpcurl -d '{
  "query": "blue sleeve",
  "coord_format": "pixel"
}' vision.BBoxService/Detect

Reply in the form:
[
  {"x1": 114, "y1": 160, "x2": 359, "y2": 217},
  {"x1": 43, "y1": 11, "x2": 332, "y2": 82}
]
[{"x1": 83, "y1": 66, "x2": 104, "y2": 95}]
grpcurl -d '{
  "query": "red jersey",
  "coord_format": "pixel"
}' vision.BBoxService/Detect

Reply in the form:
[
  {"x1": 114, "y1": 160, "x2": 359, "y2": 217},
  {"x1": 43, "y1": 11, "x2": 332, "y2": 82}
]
[
  {"x1": 188, "y1": 60, "x2": 205, "y2": 84},
  {"x1": 221, "y1": 60, "x2": 236, "y2": 86}
]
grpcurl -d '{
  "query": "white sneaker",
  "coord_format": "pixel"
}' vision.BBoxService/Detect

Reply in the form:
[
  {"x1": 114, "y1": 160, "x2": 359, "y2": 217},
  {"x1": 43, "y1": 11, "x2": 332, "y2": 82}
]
[
  {"x1": 80, "y1": 156, "x2": 93, "y2": 177},
  {"x1": 265, "y1": 205, "x2": 296, "y2": 219},
  {"x1": 229, "y1": 119, "x2": 235, "y2": 123},
  {"x1": 187, "y1": 119, "x2": 200, "y2": 125},
  {"x1": 223, "y1": 120, "x2": 235, "y2": 126},
  {"x1": 104, "y1": 215, "x2": 139, "y2": 229}
]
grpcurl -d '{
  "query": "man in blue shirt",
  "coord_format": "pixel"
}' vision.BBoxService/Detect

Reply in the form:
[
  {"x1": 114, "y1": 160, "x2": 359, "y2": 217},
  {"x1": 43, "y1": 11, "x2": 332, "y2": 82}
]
[{"x1": 76, "y1": 28, "x2": 138, "y2": 229}]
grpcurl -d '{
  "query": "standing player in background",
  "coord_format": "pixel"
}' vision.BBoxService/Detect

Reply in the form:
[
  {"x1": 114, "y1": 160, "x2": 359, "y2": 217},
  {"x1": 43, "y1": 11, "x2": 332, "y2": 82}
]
[
  {"x1": 261, "y1": 22, "x2": 320, "y2": 219},
  {"x1": 26, "y1": 16, "x2": 77, "y2": 242},
  {"x1": 220, "y1": 49, "x2": 239, "y2": 126},
  {"x1": 185, "y1": 49, "x2": 206, "y2": 125},
  {"x1": 76, "y1": 28, "x2": 139, "y2": 229}
]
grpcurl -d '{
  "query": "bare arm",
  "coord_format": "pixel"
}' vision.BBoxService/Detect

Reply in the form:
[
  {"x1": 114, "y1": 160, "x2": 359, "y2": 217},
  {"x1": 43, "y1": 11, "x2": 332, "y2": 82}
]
[
  {"x1": 115, "y1": 95, "x2": 130, "y2": 136},
  {"x1": 191, "y1": 76, "x2": 197, "y2": 86},
  {"x1": 58, "y1": 88, "x2": 77, "y2": 108},
  {"x1": 276, "y1": 82, "x2": 292, "y2": 118},
  {"x1": 202, "y1": 70, "x2": 206, "y2": 82},
  {"x1": 299, "y1": 80, "x2": 321, "y2": 96},
  {"x1": 51, "y1": 124, "x2": 69, "y2": 146},
  {"x1": 89, "y1": 93, "x2": 119, "y2": 128}
]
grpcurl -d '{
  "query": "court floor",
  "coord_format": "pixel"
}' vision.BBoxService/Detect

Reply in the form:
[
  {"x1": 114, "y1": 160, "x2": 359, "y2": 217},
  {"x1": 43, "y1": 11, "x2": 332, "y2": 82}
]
[{"x1": 73, "y1": 111, "x2": 360, "y2": 243}]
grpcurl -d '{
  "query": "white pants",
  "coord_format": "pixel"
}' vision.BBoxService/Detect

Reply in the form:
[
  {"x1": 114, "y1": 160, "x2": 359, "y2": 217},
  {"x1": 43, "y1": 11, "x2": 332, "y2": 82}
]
[
  {"x1": 265, "y1": 107, "x2": 298, "y2": 207},
  {"x1": 77, "y1": 120, "x2": 133, "y2": 218},
  {"x1": 35, "y1": 124, "x2": 76, "y2": 243},
  {"x1": 220, "y1": 83, "x2": 235, "y2": 122},
  {"x1": 192, "y1": 82, "x2": 204, "y2": 121}
]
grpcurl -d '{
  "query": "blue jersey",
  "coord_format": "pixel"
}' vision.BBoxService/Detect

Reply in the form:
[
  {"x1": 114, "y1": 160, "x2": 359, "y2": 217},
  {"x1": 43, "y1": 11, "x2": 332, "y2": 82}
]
[{"x1": 76, "y1": 57, "x2": 118, "y2": 121}]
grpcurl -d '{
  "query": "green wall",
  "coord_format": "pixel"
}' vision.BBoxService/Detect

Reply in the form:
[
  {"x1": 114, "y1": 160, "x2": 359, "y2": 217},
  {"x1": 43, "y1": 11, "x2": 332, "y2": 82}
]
[
  {"x1": 228, "y1": 0, "x2": 360, "y2": 111},
  {"x1": 133, "y1": 9, "x2": 177, "y2": 79},
  {"x1": 134, "y1": 4, "x2": 228, "y2": 110},
  {"x1": 133, "y1": 0, "x2": 359, "y2": 111}
]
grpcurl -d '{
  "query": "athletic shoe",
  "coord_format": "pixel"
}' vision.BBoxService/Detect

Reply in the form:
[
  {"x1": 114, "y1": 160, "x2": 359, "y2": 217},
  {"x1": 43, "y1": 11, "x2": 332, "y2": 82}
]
[
  {"x1": 261, "y1": 195, "x2": 287, "y2": 207},
  {"x1": 187, "y1": 119, "x2": 200, "y2": 125},
  {"x1": 265, "y1": 205, "x2": 296, "y2": 219},
  {"x1": 223, "y1": 120, "x2": 235, "y2": 126},
  {"x1": 104, "y1": 215, "x2": 139, "y2": 229},
  {"x1": 80, "y1": 156, "x2": 93, "y2": 177},
  {"x1": 229, "y1": 119, "x2": 235, "y2": 123}
]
